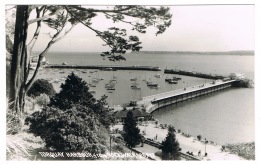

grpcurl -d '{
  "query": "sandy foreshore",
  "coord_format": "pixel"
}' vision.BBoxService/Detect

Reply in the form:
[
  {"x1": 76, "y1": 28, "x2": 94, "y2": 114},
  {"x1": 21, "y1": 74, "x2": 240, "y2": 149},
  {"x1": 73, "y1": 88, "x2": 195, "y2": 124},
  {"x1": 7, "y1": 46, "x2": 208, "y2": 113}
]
[{"x1": 112, "y1": 122, "x2": 246, "y2": 160}]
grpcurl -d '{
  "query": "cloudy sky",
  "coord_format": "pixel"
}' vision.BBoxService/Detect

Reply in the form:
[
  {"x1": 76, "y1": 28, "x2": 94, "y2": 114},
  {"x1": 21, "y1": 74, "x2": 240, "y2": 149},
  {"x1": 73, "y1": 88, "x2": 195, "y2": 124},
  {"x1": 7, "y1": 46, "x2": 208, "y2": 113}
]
[{"x1": 28, "y1": 4, "x2": 254, "y2": 52}]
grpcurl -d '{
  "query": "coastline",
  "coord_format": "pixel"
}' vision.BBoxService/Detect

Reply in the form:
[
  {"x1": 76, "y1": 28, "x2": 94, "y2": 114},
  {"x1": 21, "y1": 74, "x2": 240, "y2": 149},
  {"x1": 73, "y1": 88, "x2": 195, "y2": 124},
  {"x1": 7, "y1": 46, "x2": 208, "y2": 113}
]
[{"x1": 112, "y1": 122, "x2": 252, "y2": 160}]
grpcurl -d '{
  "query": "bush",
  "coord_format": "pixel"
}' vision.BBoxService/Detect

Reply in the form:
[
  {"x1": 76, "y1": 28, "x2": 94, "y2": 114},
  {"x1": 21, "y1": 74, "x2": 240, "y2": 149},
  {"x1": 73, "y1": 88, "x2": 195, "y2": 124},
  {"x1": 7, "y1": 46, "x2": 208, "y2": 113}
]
[
  {"x1": 27, "y1": 79, "x2": 56, "y2": 98},
  {"x1": 25, "y1": 105, "x2": 108, "y2": 154},
  {"x1": 35, "y1": 94, "x2": 50, "y2": 107},
  {"x1": 197, "y1": 135, "x2": 202, "y2": 141}
]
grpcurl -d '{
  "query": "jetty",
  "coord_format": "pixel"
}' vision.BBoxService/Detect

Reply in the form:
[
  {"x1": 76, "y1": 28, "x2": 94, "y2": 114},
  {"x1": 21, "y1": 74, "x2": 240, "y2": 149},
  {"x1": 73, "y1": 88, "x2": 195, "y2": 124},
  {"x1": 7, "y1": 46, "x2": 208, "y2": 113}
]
[
  {"x1": 164, "y1": 69, "x2": 225, "y2": 79},
  {"x1": 45, "y1": 64, "x2": 161, "y2": 71},
  {"x1": 137, "y1": 79, "x2": 240, "y2": 113}
]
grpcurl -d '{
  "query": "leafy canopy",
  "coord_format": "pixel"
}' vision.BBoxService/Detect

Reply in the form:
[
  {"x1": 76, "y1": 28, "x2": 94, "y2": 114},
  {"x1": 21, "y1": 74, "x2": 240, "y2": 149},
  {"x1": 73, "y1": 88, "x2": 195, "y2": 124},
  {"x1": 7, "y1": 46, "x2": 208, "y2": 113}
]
[
  {"x1": 30, "y1": 5, "x2": 172, "y2": 61},
  {"x1": 25, "y1": 73, "x2": 113, "y2": 154},
  {"x1": 27, "y1": 79, "x2": 56, "y2": 98},
  {"x1": 25, "y1": 105, "x2": 107, "y2": 154}
]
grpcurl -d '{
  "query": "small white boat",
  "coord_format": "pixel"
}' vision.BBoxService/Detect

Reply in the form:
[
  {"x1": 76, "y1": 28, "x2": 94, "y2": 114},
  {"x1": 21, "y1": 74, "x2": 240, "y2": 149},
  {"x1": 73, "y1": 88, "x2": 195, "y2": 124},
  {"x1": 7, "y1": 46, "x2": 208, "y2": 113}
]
[
  {"x1": 89, "y1": 90, "x2": 96, "y2": 94},
  {"x1": 154, "y1": 74, "x2": 161, "y2": 78},
  {"x1": 53, "y1": 79, "x2": 60, "y2": 83},
  {"x1": 89, "y1": 84, "x2": 96, "y2": 87},
  {"x1": 62, "y1": 62, "x2": 68, "y2": 65}
]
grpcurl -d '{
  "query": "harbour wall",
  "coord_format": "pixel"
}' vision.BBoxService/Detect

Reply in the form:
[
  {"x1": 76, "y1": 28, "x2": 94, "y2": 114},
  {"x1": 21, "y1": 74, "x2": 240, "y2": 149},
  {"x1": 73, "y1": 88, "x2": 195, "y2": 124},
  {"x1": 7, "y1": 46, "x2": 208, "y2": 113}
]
[
  {"x1": 45, "y1": 65, "x2": 161, "y2": 71},
  {"x1": 164, "y1": 69, "x2": 225, "y2": 79}
]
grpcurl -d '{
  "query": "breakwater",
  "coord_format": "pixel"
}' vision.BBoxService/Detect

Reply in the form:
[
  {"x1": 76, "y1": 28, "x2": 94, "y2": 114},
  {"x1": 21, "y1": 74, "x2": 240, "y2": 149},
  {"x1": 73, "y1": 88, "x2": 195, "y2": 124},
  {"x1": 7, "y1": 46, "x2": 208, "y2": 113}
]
[
  {"x1": 45, "y1": 65, "x2": 161, "y2": 71},
  {"x1": 164, "y1": 69, "x2": 225, "y2": 79}
]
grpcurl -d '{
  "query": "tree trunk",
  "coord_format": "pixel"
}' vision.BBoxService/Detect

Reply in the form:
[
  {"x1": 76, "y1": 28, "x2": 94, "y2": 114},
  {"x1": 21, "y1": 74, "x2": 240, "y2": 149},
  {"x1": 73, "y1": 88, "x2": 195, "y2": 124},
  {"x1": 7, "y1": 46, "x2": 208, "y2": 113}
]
[{"x1": 9, "y1": 5, "x2": 30, "y2": 114}]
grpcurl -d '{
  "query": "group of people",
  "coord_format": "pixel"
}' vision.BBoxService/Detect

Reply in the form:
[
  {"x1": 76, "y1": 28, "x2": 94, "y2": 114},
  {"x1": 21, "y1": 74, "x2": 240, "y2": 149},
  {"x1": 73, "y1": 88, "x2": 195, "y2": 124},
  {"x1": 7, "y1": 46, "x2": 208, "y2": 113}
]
[{"x1": 186, "y1": 150, "x2": 207, "y2": 157}]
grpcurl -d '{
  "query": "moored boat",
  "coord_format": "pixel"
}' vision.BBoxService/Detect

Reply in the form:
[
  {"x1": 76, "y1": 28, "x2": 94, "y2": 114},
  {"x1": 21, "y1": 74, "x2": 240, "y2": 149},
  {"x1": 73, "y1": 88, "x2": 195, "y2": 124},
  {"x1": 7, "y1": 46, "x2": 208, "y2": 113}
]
[
  {"x1": 154, "y1": 74, "x2": 161, "y2": 78},
  {"x1": 147, "y1": 82, "x2": 158, "y2": 87},
  {"x1": 168, "y1": 80, "x2": 178, "y2": 84}
]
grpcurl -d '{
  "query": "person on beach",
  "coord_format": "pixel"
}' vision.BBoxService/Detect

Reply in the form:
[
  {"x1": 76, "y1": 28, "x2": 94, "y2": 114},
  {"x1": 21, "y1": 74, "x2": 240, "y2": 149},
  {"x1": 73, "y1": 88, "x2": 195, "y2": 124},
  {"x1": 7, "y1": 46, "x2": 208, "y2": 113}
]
[{"x1": 198, "y1": 150, "x2": 201, "y2": 156}]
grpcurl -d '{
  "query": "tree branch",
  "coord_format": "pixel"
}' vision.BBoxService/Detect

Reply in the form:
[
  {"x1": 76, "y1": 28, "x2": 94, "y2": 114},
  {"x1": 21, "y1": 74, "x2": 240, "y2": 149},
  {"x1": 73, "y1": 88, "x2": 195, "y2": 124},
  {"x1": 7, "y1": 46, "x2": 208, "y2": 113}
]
[
  {"x1": 65, "y1": 6, "x2": 114, "y2": 49},
  {"x1": 27, "y1": 7, "x2": 61, "y2": 25},
  {"x1": 25, "y1": 12, "x2": 75, "y2": 91},
  {"x1": 27, "y1": 7, "x2": 43, "y2": 47},
  {"x1": 68, "y1": 5, "x2": 136, "y2": 14},
  {"x1": 53, "y1": 24, "x2": 76, "y2": 43},
  {"x1": 103, "y1": 12, "x2": 135, "y2": 25}
]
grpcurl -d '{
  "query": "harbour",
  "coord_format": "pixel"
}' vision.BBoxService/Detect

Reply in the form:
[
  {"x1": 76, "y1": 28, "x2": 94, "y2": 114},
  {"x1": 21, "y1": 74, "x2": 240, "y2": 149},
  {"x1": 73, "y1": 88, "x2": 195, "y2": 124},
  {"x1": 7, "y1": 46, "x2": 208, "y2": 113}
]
[{"x1": 32, "y1": 51, "x2": 254, "y2": 145}]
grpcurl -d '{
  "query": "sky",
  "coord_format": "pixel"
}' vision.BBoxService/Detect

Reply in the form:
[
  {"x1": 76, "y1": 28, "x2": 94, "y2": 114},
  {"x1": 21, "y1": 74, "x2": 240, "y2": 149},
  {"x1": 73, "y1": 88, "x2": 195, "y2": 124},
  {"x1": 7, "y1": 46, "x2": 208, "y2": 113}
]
[{"x1": 27, "y1": 4, "x2": 255, "y2": 52}]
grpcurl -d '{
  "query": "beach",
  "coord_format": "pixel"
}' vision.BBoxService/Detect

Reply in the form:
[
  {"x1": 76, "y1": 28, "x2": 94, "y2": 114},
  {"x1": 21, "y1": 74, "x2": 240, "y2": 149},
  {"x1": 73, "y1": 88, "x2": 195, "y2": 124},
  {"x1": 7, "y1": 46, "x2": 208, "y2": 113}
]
[{"x1": 112, "y1": 122, "x2": 245, "y2": 160}]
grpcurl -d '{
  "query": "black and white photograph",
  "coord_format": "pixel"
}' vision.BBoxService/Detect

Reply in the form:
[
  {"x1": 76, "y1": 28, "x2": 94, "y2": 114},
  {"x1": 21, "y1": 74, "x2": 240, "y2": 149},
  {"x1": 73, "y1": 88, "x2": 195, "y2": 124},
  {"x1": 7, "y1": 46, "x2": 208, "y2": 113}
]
[{"x1": 3, "y1": 0, "x2": 258, "y2": 162}]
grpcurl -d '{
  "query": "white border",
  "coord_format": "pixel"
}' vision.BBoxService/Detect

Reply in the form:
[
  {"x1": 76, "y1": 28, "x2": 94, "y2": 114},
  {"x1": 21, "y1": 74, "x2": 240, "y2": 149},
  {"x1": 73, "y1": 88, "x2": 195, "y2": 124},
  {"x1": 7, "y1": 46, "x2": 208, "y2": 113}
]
[{"x1": 1, "y1": 0, "x2": 259, "y2": 164}]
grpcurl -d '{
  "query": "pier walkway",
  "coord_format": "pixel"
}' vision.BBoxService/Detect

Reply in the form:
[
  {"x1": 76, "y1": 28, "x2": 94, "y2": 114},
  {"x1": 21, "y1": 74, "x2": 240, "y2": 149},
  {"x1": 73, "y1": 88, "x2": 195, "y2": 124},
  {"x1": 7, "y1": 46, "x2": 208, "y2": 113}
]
[{"x1": 137, "y1": 79, "x2": 236, "y2": 113}]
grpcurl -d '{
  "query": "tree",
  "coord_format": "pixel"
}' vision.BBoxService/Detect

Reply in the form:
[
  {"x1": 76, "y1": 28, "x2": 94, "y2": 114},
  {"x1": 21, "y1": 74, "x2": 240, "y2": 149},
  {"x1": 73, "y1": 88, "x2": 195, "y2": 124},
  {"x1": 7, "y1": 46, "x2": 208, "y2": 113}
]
[
  {"x1": 27, "y1": 79, "x2": 56, "y2": 97},
  {"x1": 7, "y1": 5, "x2": 172, "y2": 113},
  {"x1": 123, "y1": 110, "x2": 141, "y2": 148},
  {"x1": 49, "y1": 72, "x2": 95, "y2": 110},
  {"x1": 49, "y1": 72, "x2": 113, "y2": 128},
  {"x1": 160, "y1": 126, "x2": 181, "y2": 160}
]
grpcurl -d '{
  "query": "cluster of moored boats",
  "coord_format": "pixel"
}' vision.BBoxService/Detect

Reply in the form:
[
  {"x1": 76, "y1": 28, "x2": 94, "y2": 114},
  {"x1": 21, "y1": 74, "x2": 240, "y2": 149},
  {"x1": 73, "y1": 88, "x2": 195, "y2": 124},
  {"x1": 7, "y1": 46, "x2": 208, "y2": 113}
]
[
  {"x1": 129, "y1": 74, "x2": 183, "y2": 90},
  {"x1": 43, "y1": 68, "x2": 183, "y2": 95},
  {"x1": 165, "y1": 76, "x2": 182, "y2": 84}
]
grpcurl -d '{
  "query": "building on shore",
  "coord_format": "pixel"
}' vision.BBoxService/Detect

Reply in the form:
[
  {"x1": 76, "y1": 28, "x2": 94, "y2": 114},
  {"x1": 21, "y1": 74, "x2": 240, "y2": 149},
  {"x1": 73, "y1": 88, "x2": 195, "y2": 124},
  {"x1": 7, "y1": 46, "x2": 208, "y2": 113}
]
[
  {"x1": 229, "y1": 73, "x2": 245, "y2": 80},
  {"x1": 114, "y1": 107, "x2": 150, "y2": 123}
]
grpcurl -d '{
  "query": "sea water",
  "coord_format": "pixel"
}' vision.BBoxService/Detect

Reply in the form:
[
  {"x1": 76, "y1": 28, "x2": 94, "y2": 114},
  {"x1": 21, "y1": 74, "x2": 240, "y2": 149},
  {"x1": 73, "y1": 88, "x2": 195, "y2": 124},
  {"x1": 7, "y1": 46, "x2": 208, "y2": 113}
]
[{"x1": 33, "y1": 51, "x2": 254, "y2": 144}]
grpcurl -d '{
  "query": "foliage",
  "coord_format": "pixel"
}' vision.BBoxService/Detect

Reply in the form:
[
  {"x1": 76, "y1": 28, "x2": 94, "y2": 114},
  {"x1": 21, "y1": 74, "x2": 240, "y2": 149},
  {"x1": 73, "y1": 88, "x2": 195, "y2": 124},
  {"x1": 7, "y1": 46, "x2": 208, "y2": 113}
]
[
  {"x1": 6, "y1": 110, "x2": 23, "y2": 135},
  {"x1": 6, "y1": 99, "x2": 45, "y2": 161},
  {"x1": 35, "y1": 94, "x2": 50, "y2": 107},
  {"x1": 225, "y1": 142, "x2": 255, "y2": 160},
  {"x1": 25, "y1": 73, "x2": 115, "y2": 156},
  {"x1": 7, "y1": 5, "x2": 172, "y2": 113},
  {"x1": 160, "y1": 126, "x2": 181, "y2": 160},
  {"x1": 65, "y1": 5, "x2": 172, "y2": 60},
  {"x1": 50, "y1": 72, "x2": 114, "y2": 128},
  {"x1": 27, "y1": 79, "x2": 56, "y2": 98},
  {"x1": 49, "y1": 72, "x2": 95, "y2": 109},
  {"x1": 123, "y1": 111, "x2": 141, "y2": 148},
  {"x1": 6, "y1": 132, "x2": 44, "y2": 160},
  {"x1": 112, "y1": 145, "x2": 125, "y2": 153},
  {"x1": 25, "y1": 105, "x2": 108, "y2": 154},
  {"x1": 197, "y1": 135, "x2": 202, "y2": 141}
]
